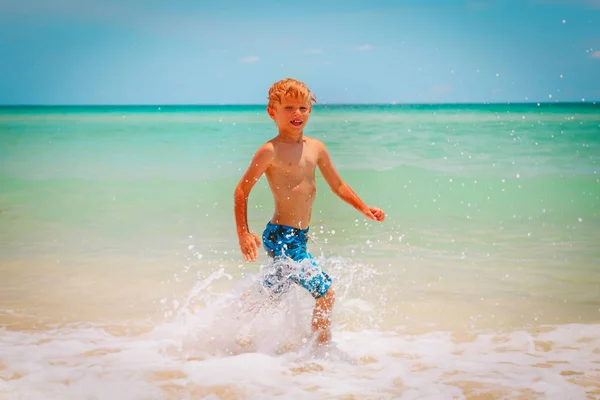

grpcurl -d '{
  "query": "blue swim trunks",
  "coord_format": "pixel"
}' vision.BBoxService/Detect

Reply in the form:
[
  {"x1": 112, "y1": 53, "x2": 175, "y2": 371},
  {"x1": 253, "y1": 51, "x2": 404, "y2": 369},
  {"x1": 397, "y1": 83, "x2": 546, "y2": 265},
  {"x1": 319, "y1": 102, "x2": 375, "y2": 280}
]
[{"x1": 261, "y1": 222, "x2": 332, "y2": 299}]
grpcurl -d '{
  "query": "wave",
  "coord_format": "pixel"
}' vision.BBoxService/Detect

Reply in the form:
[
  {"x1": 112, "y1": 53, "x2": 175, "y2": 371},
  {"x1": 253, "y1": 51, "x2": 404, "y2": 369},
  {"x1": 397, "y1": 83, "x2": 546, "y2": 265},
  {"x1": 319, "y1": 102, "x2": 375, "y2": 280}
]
[{"x1": 1, "y1": 260, "x2": 599, "y2": 399}]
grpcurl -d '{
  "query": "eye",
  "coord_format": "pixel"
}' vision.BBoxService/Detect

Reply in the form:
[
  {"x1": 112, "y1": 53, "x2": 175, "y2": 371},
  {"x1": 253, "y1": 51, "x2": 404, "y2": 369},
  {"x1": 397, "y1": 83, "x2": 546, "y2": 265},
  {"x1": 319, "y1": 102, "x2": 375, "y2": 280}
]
[
  {"x1": 300, "y1": 107, "x2": 308, "y2": 111},
  {"x1": 285, "y1": 106, "x2": 293, "y2": 110}
]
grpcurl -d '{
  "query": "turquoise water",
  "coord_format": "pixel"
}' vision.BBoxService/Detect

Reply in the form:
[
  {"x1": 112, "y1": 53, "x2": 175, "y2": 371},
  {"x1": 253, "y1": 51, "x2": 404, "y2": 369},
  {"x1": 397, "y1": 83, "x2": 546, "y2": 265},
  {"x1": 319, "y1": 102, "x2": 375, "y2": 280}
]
[
  {"x1": 1, "y1": 104, "x2": 598, "y2": 261},
  {"x1": 1, "y1": 104, "x2": 599, "y2": 398}
]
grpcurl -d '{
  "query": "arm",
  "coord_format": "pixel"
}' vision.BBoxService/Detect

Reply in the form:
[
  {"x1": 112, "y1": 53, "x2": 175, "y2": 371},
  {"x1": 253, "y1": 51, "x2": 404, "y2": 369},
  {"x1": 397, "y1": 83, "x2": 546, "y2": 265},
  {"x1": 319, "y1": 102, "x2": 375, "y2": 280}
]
[
  {"x1": 234, "y1": 143, "x2": 275, "y2": 261},
  {"x1": 317, "y1": 141, "x2": 385, "y2": 222}
]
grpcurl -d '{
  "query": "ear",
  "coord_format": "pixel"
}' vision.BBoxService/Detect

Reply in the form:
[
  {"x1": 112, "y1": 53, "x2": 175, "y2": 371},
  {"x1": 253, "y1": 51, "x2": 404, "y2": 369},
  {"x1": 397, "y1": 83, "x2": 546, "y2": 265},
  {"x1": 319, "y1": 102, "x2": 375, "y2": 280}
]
[{"x1": 267, "y1": 106, "x2": 276, "y2": 120}]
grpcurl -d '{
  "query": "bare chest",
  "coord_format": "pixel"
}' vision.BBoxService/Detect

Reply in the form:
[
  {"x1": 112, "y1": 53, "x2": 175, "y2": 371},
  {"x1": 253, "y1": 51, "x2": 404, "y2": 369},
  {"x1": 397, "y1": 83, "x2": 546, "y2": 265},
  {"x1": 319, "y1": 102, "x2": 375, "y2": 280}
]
[{"x1": 269, "y1": 142, "x2": 318, "y2": 180}]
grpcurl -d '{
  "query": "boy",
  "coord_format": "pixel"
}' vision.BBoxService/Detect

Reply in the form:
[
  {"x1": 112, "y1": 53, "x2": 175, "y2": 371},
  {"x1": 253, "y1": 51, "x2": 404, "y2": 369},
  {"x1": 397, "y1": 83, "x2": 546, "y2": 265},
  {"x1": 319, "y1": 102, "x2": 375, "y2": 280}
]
[{"x1": 234, "y1": 78, "x2": 385, "y2": 344}]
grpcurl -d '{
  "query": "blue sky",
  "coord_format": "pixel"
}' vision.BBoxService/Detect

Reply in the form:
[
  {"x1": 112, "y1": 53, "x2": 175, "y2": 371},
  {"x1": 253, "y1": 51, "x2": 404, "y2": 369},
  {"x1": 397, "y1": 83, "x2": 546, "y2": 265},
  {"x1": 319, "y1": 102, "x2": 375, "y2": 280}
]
[{"x1": 0, "y1": 0, "x2": 598, "y2": 104}]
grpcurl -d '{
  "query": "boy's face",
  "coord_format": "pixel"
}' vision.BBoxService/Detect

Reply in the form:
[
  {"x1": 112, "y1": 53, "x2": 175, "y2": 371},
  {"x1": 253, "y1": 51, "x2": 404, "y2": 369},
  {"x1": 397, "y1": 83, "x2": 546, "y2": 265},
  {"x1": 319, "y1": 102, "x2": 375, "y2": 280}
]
[{"x1": 268, "y1": 96, "x2": 312, "y2": 133}]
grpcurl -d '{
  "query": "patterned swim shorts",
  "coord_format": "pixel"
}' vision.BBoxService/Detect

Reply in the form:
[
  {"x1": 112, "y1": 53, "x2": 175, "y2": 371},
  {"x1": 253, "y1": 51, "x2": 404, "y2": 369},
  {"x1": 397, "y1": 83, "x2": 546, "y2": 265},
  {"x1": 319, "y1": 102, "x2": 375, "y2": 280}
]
[{"x1": 261, "y1": 221, "x2": 332, "y2": 299}]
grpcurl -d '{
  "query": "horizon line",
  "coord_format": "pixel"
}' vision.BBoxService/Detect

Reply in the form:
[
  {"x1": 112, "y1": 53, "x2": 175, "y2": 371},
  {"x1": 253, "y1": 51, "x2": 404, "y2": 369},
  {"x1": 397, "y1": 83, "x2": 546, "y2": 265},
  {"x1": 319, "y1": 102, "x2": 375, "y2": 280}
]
[{"x1": 0, "y1": 101, "x2": 597, "y2": 107}]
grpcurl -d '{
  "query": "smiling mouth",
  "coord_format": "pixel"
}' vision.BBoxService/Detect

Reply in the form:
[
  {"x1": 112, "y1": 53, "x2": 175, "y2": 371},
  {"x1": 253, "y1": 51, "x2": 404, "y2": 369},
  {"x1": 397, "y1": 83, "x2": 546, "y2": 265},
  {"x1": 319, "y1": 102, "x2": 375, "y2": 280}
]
[{"x1": 290, "y1": 120, "x2": 303, "y2": 126}]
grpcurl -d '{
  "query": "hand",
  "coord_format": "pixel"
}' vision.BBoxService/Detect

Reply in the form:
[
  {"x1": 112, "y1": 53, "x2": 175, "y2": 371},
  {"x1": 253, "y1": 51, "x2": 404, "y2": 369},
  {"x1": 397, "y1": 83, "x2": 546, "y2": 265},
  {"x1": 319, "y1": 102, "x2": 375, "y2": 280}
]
[
  {"x1": 364, "y1": 207, "x2": 386, "y2": 222},
  {"x1": 238, "y1": 232, "x2": 261, "y2": 262}
]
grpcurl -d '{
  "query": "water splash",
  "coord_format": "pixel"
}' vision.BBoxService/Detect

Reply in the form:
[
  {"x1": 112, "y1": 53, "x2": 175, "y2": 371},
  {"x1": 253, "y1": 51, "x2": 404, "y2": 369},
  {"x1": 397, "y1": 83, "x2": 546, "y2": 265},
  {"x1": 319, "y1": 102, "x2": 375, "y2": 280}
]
[{"x1": 1, "y1": 256, "x2": 599, "y2": 399}]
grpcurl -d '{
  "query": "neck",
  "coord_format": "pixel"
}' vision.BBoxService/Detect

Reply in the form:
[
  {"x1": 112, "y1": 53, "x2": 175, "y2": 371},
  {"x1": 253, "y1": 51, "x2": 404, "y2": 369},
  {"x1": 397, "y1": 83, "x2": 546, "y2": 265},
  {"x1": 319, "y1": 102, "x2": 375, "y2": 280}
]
[{"x1": 277, "y1": 129, "x2": 303, "y2": 143}]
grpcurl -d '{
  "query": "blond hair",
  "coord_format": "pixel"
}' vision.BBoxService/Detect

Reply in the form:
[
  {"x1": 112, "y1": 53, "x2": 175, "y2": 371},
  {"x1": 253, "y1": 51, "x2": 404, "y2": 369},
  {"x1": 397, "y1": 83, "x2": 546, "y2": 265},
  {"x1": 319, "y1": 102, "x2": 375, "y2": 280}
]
[{"x1": 267, "y1": 78, "x2": 317, "y2": 109}]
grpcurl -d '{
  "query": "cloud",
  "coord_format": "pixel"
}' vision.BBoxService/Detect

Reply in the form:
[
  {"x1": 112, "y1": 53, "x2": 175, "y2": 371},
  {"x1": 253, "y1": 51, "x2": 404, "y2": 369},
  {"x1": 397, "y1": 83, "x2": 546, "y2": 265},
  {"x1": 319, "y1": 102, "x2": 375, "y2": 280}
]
[
  {"x1": 305, "y1": 49, "x2": 322, "y2": 55},
  {"x1": 591, "y1": 51, "x2": 600, "y2": 58},
  {"x1": 356, "y1": 44, "x2": 373, "y2": 51},
  {"x1": 240, "y1": 56, "x2": 259, "y2": 63}
]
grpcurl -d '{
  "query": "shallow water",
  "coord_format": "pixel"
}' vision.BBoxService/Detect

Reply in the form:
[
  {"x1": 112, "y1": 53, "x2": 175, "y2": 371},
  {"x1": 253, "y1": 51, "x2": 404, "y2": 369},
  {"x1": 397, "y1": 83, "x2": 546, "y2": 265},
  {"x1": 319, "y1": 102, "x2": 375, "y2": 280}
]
[
  {"x1": 1, "y1": 264, "x2": 599, "y2": 399},
  {"x1": 1, "y1": 104, "x2": 599, "y2": 398}
]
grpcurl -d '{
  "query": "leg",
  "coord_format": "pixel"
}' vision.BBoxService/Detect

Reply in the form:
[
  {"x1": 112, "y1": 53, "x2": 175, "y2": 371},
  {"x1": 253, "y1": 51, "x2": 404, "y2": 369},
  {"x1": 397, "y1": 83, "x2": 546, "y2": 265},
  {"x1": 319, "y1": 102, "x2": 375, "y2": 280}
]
[{"x1": 312, "y1": 286, "x2": 335, "y2": 344}]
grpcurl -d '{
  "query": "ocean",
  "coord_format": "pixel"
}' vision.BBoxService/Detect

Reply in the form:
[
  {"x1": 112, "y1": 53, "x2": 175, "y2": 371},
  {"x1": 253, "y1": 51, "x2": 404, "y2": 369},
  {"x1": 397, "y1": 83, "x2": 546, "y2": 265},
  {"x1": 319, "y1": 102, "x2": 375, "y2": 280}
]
[{"x1": 0, "y1": 103, "x2": 599, "y2": 399}]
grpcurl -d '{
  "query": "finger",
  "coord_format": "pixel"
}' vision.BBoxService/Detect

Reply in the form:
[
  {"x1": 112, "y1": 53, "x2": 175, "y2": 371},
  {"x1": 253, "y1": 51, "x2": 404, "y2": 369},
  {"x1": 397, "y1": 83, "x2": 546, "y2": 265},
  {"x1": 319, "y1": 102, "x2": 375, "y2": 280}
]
[
  {"x1": 247, "y1": 242, "x2": 256, "y2": 261},
  {"x1": 253, "y1": 242, "x2": 259, "y2": 260},
  {"x1": 243, "y1": 246, "x2": 252, "y2": 261}
]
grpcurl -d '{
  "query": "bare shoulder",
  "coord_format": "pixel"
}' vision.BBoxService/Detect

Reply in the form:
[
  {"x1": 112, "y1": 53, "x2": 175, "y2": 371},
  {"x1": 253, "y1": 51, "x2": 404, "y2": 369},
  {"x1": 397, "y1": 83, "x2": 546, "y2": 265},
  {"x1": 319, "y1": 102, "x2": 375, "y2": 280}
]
[
  {"x1": 304, "y1": 136, "x2": 328, "y2": 158},
  {"x1": 250, "y1": 141, "x2": 276, "y2": 166},
  {"x1": 256, "y1": 140, "x2": 276, "y2": 156},
  {"x1": 304, "y1": 136, "x2": 326, "y2": 150},
  {"x1": 303, "y1": 135, "x2": 321, "y2": 145}
]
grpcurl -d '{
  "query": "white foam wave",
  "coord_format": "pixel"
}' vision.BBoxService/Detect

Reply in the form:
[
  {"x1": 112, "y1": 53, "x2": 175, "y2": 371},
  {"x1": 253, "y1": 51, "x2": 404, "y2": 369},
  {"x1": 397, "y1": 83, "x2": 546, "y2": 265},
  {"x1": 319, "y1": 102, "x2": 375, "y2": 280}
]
[{"x1": 1, "y1": 258, "x2": 599, "y2": 399}]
